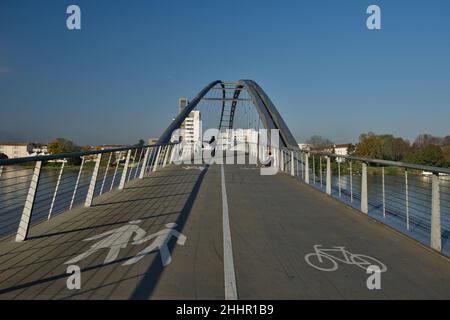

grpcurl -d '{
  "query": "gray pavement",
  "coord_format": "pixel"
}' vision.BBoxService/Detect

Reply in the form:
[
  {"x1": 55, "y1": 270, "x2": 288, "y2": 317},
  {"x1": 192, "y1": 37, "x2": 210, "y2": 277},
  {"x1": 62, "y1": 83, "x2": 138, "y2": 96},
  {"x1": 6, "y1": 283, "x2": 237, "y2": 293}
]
[{"x1": 0, "y1": 162, "x2": 449, "y2": 299}]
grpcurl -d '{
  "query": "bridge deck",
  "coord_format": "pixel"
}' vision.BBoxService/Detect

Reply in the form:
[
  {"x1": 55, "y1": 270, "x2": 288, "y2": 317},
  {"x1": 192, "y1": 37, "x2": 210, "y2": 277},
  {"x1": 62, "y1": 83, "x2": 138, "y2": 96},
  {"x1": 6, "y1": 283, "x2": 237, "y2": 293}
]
[{"x1": 0, "y1": 163, "x2": 449, "y2": 299}]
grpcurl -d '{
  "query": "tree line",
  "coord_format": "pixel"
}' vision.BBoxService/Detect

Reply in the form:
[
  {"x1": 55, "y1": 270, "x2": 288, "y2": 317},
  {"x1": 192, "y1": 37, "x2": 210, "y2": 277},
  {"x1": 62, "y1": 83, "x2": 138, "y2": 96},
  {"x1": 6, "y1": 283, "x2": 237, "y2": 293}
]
[{"x1": 306, "y1": 133, "x2": 450, "y2": 168}]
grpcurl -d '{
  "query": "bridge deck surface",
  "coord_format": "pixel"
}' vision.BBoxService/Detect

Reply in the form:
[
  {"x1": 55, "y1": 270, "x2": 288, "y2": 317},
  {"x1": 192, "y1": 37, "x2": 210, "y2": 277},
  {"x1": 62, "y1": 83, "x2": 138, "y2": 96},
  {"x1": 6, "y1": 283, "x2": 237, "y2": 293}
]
[{"x1": 0, "y1": 163, "x2": 449, "y2": 299}]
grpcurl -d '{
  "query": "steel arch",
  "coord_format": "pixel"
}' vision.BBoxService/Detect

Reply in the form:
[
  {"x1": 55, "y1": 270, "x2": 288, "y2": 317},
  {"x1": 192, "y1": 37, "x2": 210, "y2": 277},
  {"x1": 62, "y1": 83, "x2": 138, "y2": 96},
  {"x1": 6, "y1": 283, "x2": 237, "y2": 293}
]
[{"x1": 157, "y1": 80, "x2": 298, "y2": 150}]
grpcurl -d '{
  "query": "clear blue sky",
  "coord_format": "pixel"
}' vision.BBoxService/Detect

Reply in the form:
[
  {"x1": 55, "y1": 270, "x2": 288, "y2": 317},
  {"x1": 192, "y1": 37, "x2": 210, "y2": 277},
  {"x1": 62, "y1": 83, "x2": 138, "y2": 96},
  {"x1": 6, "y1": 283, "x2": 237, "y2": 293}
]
[{"x1": 1, "y1": 0, "x2": 449, "y2": 145}]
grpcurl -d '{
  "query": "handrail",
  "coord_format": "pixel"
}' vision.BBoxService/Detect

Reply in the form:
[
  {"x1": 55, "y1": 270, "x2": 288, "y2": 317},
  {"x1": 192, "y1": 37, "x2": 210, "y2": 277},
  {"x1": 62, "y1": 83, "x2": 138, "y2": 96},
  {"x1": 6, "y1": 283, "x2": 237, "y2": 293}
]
[
  {"x1": 0, "y1": 141, "x2": 176, "y2": 242},
  {"x1": 286, "y1": 148, "x2": 450, "y2": 175},
  {"x1": 0, "y1": 142, "x2": 176, "y2": 166}
]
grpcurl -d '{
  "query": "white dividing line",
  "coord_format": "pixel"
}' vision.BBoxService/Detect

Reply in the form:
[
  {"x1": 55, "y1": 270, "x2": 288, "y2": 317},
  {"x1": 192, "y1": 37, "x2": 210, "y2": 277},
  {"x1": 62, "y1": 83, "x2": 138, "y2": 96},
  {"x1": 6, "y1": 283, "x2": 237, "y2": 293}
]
[{"x1": 221, "y1": 164, "x2": 238, "y2": 300}]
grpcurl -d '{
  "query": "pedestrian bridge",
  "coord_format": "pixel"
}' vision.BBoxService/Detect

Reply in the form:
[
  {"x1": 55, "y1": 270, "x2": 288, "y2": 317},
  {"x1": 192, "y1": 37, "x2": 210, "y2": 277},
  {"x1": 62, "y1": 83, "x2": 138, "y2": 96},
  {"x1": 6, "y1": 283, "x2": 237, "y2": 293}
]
[{"x1": 0, "y1": 80, "x2": 449, "y2": 299}]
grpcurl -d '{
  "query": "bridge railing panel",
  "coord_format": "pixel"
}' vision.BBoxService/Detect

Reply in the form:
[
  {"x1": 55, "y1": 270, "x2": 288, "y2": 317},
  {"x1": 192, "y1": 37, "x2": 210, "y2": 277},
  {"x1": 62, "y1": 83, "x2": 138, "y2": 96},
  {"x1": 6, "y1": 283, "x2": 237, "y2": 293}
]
[
  {"x1": 281, "y1": 146, "x2": 450, "y2": 258},
  {"x1": 0, "y1": 143, "x2": 173, "y2": 242}
]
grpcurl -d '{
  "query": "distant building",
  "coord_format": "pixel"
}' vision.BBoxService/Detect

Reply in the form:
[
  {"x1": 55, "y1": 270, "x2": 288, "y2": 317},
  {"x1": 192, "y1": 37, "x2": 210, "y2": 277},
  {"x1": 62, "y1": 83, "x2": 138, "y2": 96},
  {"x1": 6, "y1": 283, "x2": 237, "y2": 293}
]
[
  {"x1": 179, "y1": 97, "x2": 189, "y2": 113},
  {"x1": 174, "y1": 98, "x2": 202, "y2": 143},
  {"x1": 148, "y1": 138, "x2": 159, "y2": 145},
  {"x1": 29, "y1": 143, "x2": 49, "y2": 156},
  {"x1": 298, "y1": 143, "x2": 311, "y2": 151},
  {"x1": 0, "y1": 142, "x2": 33, "y2": 159}
]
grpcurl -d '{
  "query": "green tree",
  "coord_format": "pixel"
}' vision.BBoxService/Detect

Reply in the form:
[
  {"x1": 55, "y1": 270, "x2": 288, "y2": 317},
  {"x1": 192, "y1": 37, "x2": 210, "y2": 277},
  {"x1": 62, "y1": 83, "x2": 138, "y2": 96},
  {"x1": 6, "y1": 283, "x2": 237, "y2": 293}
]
[
  {"x1": 354, "y1": 132, "x2": 411, "y2": 161},
  {"x1": 305, "y1": 135, "x2": 334, "y2": 149},
  {"x1": 48, "y1": 138, "x2": 81, "y2": 165},
  {"x1": 0, "y1": 153, "x2": 8, "y2": 160},
  {"x1": 354, "y1": 132, "x2": 384, "y2": 159},
  {"x1": 135, "y1": 139, "x2": 145, "y2": 147},
  {"x1": 379, "y1": 135, "x2": 411, "y2": 161},
  {"x1": 408, "y1": 144, "x2": 448, "y2": 168},
  {"x1": 48, "y1": 138, "x2": 80, "y2": 154},
  {"x1": 442, "y1": 145, "x2": 450, "y2": 164}
]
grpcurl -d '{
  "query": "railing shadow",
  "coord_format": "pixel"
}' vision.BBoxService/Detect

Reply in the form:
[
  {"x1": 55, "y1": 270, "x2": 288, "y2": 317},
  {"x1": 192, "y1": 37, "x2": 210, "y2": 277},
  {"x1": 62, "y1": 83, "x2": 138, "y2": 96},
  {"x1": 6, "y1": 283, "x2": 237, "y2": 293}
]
[
  {"x1": 129, "y1": 165, "x2": 209, "y2": 299},
  {"x1": 0, "y1": 164, "x2": 209, "y2": 299}
]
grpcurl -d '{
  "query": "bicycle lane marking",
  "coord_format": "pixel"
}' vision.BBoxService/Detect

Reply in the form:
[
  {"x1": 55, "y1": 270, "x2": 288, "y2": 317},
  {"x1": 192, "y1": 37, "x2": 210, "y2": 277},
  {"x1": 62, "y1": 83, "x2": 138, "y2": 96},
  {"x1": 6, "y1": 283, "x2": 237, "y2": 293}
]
[
  {"x1": 221, "y1": 164, "x2": 238, "y2": 300},
  {"x1": 304, "y1": 245, "x2": 387, "y2": 272}
]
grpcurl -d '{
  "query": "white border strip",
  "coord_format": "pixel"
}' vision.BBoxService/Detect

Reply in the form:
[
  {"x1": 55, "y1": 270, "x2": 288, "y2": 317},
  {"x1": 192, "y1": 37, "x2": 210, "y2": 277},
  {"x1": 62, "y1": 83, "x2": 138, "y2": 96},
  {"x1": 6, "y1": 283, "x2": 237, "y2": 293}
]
[{"x1": 221, "y1": 164, "x2": 238, "y2": 300}]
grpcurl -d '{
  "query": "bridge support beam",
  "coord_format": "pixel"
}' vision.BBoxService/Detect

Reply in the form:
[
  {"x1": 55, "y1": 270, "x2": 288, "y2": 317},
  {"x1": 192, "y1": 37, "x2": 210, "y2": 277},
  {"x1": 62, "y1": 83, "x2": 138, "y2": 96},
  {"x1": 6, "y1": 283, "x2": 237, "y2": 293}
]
[
  {"x1": 431, "y1": 173, "x2": 441, "y2": 252},
  {"x1": 326, "y1": 157, "x2": 331, "y2": 195},
  {"x1": 361, "y1": 163, "x2": 368, "y2": 214},
  {"x1": 16, "y1": 161, "x2": 42, "y2": 242},
  {"x1": 119, "y1": 150, "x2": 132, "y2": 190},
  {"x1": 85, "y1": 153, "x2": 102, "y2": 207}
]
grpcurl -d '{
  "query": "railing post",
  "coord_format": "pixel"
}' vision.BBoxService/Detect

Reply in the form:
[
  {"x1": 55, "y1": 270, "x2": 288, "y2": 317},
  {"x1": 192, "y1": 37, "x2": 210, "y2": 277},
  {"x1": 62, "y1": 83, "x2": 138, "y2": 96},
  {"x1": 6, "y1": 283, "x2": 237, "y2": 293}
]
[
  {"x1": 319, "y1": 156, "x2": 323, "y2": 188},
  {"x1": 134, "y1": 148, "x2": 145, "y2": 180},
  {"x1": 405, "y1": 169, "x2": 410, "y2": 231},
  {"x1": 100, "y1": 152, "x2": 112, "y2": 195},
  {"x1": 349, "y1": 161, "x2": 353, "y2": 203},
  {"x1": 147, "y1": 147, "x2": 157, "y2": 173},
  {"x1": 431, "y1": 173, "x2": 441, "y2": 252},
  {"x1": 153, "y1": 146, "x2": 162, "y2": 172},
  {"x1": 85, "y1": 153, "x2": 102, "y2": 208},
  {"x1": 16, "y1": 161, "x2": 42, "y2": 242},
  {"x1": 70, "y1": 157, "x2": 85, "y2": 210},
  {"x1": 127, "y1": 149, "x2": 138, "y2": 182},
  {"x1": 119, "y1": 149, "x2": 132, "y2": 190},
  {"x1": 326, "y1": 156, "x2": 331, "y2": 195},
  {"x1": 361, "y1": 162, "x2": 368, "y2": 214},
  {"x1": 139, "y1": 147, "x2": 150, "y2": 179},
  {"x1": 312, "y1": 154, "x2": 315, "y2": 184},
  {"x1": 382, "y1": 166, "x2": 386, "y2": 218},
  {"x1": 290, "y1": 151, "x2": 295, "y2": 176},
  {"x1": 337, "y1": 160, "x2": 341, "y2": 197},
  {"x1": 300, "y1": 152, "x2": 303, "y2": 180},
  {"x1": 48, "y1": 160, "x2": 65, "y2": 220},
  {"x1": 305, "y1": 153, "x2": 309, "y2": 184}
]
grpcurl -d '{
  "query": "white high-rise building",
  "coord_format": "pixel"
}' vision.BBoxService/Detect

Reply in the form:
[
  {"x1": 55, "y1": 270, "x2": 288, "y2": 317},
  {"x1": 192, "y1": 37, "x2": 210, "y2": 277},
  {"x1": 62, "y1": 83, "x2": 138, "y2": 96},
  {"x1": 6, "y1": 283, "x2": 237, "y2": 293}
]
[
  {"x1": 181, "y1": 110, "x2": 201, "y2": 143},
  {"x1": 175, "y1": 97, "x2": 202, "y2": 143}
]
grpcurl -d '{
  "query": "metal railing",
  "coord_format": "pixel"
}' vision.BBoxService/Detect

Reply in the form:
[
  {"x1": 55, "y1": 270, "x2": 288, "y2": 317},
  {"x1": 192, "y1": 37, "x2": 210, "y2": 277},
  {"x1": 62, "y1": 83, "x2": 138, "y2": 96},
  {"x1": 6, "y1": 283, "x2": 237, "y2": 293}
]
[
  {"x1": 278, "y1": 147, "x2": 450, "y2": 257},
  {"x1": 0, "y1": 142, "x2": 176, "y2": 242}
]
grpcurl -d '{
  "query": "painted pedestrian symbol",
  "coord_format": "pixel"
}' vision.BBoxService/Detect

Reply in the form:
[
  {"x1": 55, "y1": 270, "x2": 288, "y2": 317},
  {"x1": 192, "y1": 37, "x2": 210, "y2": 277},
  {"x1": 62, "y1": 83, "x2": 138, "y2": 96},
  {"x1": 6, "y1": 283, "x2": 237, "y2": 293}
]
[
  {"x1": 63, "y1": 220, "x2": 186, "y2": 267},
  {"x1": 64, "y1": 220, "x2": 146, "y2": 265},
  {"x1": 123, "y1": 222, "x2": 186, "y2": 266}
]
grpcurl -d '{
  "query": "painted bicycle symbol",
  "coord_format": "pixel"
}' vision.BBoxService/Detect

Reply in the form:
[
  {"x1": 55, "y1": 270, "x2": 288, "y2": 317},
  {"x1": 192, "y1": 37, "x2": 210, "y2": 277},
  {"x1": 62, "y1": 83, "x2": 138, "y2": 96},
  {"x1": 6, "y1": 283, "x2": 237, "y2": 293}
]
[{"x1": 305, "y1": 245, "x2": 387, "y2": 272}]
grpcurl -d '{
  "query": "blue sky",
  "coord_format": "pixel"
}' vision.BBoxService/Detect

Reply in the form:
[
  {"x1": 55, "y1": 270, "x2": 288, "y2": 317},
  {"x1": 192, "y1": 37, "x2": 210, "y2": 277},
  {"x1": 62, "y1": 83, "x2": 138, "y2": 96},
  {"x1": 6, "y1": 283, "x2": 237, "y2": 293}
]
[{"x1": 1, "y1": 0, "x2": 449, "y2": 145}]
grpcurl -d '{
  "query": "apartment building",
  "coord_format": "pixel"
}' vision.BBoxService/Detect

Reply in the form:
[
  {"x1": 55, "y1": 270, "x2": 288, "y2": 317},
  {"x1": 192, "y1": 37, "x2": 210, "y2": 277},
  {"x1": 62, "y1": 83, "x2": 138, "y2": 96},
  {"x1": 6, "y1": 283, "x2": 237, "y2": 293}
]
[{"x1": 0, "y1": 142, "x2": 33, "y2": 159}]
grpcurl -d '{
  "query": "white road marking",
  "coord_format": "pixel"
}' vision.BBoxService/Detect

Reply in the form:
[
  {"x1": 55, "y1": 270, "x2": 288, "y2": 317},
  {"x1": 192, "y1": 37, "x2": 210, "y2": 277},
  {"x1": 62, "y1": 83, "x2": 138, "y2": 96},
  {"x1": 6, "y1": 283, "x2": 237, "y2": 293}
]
[{"x1": 221, "y1": 164, "x2": 238, "y2": 300}]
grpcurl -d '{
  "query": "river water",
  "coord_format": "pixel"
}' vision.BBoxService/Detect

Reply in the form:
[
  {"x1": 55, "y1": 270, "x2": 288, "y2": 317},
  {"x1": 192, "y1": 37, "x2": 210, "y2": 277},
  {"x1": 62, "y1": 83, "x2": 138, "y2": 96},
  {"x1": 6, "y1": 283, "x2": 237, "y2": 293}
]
[{"x1": 0, "y1": 164, "x2": 133, "y2": 239}]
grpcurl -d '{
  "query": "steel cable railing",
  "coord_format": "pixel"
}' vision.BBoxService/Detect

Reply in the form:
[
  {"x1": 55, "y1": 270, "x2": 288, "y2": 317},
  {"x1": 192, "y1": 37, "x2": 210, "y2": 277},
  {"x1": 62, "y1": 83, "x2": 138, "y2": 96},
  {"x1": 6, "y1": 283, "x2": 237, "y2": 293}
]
[
  {"x1": 281, "y1": 146, "x2": 450, "y2": 257},
  {"x1": 0, "y1": 143, "x2": 175, "y2": 241}
]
